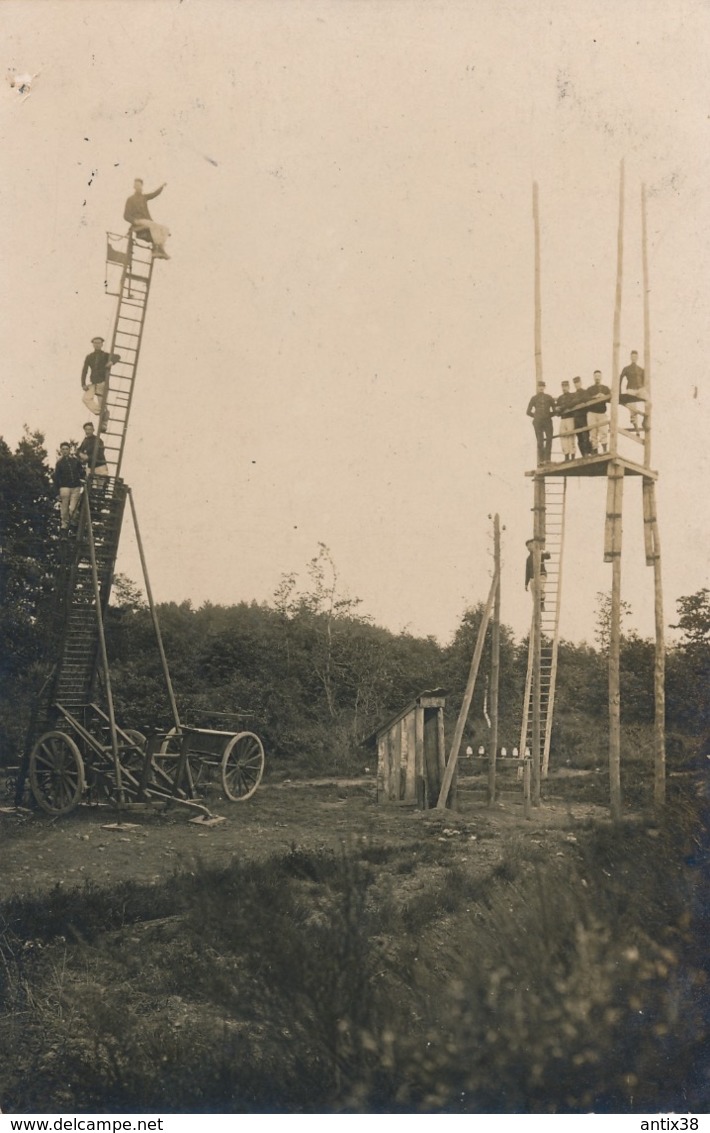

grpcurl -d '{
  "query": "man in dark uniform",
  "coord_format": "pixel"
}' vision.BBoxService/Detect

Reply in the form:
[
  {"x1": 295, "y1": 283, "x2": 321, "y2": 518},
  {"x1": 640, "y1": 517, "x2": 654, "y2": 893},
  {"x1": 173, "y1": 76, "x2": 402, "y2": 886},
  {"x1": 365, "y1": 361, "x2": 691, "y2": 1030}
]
[
  {"x1": 525, "y1": 539, "x2": 551, "y2": 610},
  {"x1": 620, "y1": 350, "x2": 647, "y2": 433},
  {"x1": 77, "y1": 421, "x2": 109, "y2": 477},
  {"x1": 556, "y1": 379, "x2": 577, "y2": 461},
  {"x1": 53, "y1": 443, "x2": 84, "y2": 530},
  {"x1": 124, "y1": 178, "x2": 170, "y2": 259},
  {"x1": 81, "y1": 336, "x2": 121, "y2": 427},
  {"x1": 526, "y1": 381, "x2": 557, "y2": 464},
  {"x1": 570, "y1": 375, "x2": 591, "y2": 456},
  {"x1": 585, "y1": 370, "x2": 611, "y2": 454}
]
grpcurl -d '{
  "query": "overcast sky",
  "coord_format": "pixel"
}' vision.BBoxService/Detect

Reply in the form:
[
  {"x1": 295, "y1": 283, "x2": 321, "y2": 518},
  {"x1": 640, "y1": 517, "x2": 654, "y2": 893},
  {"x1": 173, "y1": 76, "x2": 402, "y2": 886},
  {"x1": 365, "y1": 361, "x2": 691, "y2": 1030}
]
[{"x1": 2, "y1": 0, "x2": 709, "y2": 646}]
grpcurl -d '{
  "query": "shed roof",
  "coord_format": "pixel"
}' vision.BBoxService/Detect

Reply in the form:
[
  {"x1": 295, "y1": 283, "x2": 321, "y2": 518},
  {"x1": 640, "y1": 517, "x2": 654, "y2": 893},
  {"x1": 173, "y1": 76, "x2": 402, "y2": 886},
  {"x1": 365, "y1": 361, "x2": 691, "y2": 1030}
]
[{"x1": 362, "y1": 688, "x2": 447, "y2": 748}]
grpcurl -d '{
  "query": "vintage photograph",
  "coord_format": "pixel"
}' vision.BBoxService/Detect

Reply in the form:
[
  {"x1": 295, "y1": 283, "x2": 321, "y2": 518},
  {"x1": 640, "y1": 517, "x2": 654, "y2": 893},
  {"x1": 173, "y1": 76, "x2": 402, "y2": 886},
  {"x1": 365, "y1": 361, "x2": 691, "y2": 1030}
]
[{"x1": 1, "y1": 0, "x2": 708, "y2": 1116}]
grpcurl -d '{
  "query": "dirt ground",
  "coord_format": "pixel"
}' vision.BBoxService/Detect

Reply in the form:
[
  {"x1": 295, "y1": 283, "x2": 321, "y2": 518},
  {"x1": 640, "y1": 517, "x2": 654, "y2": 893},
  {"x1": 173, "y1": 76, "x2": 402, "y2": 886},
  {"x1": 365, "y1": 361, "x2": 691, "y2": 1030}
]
[{"x1": 0, "y1": 772, "x2": 608, "y2": 900}]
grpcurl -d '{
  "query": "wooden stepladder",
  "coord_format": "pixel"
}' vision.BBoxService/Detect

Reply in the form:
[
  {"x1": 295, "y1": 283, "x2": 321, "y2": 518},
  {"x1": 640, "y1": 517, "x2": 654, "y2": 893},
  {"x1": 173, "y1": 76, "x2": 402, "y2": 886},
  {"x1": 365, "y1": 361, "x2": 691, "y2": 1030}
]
[{"x1": 519, "y1": 476, "x2": 567, "y2": 778}]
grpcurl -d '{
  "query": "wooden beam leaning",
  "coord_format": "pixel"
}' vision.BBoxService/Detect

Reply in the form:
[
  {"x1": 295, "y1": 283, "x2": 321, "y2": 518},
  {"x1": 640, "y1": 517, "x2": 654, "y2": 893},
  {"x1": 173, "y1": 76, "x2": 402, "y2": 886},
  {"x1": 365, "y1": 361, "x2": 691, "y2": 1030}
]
[
  {"x1": 82, "y1": 489, "x2": 124, "y2": 803},
  {"x1": 437, "y1": 568, "x2": 499, "y2": 810},
  {"x1": 127, "y1": 488, "x2": 182, "y2": 732}
]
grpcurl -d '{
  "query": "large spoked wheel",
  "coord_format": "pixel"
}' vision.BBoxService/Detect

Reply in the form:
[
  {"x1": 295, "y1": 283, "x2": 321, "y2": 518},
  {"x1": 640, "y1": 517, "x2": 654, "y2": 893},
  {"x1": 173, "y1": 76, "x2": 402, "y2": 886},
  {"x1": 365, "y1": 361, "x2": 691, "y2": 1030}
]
[
  {"x1": 159, "y1": 727, "x2": 204, "y2": 789},
  {"x1": 29, "y1": 731, "x2": 86, "y2": 816},
  {"x1": 221, "y1": 732, "x2": 265, "y2": 802}
]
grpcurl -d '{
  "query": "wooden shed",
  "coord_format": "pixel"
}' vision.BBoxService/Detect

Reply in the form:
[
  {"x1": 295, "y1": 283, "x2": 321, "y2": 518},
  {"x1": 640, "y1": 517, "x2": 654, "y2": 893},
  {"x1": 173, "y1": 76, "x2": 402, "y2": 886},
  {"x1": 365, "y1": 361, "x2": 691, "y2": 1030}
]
[{"x1": 368, "y1": 689, "x2": 449, "y2": 809}]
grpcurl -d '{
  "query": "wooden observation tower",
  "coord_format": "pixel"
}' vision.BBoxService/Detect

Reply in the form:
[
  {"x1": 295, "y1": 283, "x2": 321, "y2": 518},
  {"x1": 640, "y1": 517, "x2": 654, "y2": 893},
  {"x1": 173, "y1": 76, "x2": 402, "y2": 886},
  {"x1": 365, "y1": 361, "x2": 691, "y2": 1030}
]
[{"x1": 519, "y1": 166, "x2": 665, "y2": 820}]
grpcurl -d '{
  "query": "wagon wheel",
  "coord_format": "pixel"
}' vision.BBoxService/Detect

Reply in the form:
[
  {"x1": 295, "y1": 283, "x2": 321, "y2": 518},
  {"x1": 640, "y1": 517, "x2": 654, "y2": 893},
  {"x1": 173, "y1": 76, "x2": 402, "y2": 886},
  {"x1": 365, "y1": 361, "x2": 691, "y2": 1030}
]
[
  {"x1": 159, "y1": 727, "x2": 204, "y2": 788},
  {"x1": 221, "y1": 732, "x2": 265, "y2": 801},
  {"x1": 29, "y1": 731, "x2": 86, "y2": 816}
]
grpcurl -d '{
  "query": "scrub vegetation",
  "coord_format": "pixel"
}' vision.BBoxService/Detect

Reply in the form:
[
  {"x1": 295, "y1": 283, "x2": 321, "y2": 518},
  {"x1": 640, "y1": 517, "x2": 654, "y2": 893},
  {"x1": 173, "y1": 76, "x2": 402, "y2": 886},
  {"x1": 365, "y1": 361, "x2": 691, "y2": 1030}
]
[{"x1": 1, "y1": 429, "x2": 708, "y2": 1113}]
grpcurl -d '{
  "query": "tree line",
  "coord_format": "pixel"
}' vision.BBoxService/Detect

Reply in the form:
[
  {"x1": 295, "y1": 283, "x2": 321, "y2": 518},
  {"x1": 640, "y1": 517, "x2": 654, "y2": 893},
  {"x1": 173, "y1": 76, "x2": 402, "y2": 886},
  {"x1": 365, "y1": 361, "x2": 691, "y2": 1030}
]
[{"x1": 1, "y1": 430, "x2": 707, "y2": 773}]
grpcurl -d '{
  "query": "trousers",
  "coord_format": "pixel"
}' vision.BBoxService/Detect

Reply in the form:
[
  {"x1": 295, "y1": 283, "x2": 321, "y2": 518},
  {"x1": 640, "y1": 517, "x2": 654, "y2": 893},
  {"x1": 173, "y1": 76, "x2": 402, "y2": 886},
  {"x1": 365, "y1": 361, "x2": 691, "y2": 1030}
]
[{"x1": 59, "y1": 486, "x2": 82, "y2": 528}]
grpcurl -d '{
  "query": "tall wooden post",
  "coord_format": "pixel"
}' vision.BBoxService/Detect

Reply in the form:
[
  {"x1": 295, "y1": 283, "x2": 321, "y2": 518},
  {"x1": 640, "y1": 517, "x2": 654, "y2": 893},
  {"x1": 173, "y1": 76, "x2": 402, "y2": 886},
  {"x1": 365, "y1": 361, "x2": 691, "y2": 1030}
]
[
  {"x1": 488, "y1": 515, "x2": 501, "y2": 805},
  {"x1": 607, "y1": 160, "x2": 625, "y2": 823},
  {"x1": 642, "y1": 184, "x2": 652, "y2": 471},
  {"x1": 641, "y1": 185, "x2": 666, "y2": 806},
  {"x1": 533, "y1": 182, "x2": 543, "y2": 386},
  {"x1": 609, "y1": 160, "x2": 624, "y2": 456}
]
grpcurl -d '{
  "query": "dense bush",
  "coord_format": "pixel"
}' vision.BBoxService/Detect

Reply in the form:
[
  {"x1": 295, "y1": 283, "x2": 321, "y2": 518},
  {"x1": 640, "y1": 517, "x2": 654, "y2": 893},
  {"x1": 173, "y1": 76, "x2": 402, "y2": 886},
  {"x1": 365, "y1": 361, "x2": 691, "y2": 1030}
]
[
  {"x1": 2, "y1": 430, "x2": 708, "y2": 778},
  {"x1": 0, "y1": 785, "x2": 708, "y2": 1112}
]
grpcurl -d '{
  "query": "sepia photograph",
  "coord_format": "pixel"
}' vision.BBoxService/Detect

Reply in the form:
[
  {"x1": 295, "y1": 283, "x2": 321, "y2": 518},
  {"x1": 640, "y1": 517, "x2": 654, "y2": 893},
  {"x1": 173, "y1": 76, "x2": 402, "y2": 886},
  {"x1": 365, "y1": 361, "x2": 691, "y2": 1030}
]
[{"x1": 1, "y1": 0, "x2": 709, "y2": 1117}]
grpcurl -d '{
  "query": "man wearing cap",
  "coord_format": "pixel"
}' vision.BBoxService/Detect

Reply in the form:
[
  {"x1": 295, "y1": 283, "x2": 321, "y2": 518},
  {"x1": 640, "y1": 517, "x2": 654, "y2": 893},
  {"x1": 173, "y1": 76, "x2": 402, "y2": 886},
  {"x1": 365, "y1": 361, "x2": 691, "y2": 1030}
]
[
  {"x1": 526, "y1": 380, "x2": 557, "y2": 464},
  {"x1": 53, "y1": 442, "x2": 85, "y2": 531},
  {"x1": 570, "y1": 375, "x2": 591, "y2": 457},
  {"x1": 124, "y1": 178, "x2": 170, "y2": 259},
  {"x1": 81, "y1": 337, "x2": 121, "y2": 423},
  {"x1": 556, "y1": 379, "x2": 577, "y2": 461},
  {"x1": 620, "y1": 350, "x2": 647, "y2": 433},
  {"x1": 585, "y1": 370, "x2": 611, "y2": 454},
  {"x1": 525, "y1": 539, "x2": 551, "y2": 610}
]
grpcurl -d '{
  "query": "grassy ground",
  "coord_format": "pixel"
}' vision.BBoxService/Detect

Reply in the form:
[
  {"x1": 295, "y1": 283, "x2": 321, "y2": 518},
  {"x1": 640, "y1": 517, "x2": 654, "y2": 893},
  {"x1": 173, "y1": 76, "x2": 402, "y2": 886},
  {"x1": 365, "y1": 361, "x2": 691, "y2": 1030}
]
[{"x1": 0, "y1": 775, "x2": 707, "y2": 1114}]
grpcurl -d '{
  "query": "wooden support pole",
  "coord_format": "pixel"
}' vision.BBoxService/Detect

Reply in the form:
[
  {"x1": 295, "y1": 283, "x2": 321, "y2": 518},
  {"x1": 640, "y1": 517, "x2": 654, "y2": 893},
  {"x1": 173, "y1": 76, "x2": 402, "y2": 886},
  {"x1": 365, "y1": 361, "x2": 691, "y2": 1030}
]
[
  {"x1": 127, "y1": 488, "x2": 182, "y2": 732},
  {"x1": 82, "y1": 490, "x2": 124, "y2": 802},
  {"x1": 607, "y1": 160, "x2": 626, "y2": 824},
  {"x1": 608, "y1": 461, "x2": 624, "y2": 823},
  {"x1": 642, "y1": 184, "x2": 652, "y2": 469},
  {"x1": 437, "y1": 569, "x2": 499, "y2": 809},
  {"x1": 640, "y1": 184, "x2": 665, "y2": 806},
  {"x1": 609, "y1": 159, "x2": 624, "y2": 458},
  {"x1": 650, "y1": 486, "x2": 666, "y2": 808},
  {"x1": 533, "y1": 182, "x2": 543, "y2": 387},
  {"x1": 488, "y1": 515, "x2": 501, "y2": 805}
]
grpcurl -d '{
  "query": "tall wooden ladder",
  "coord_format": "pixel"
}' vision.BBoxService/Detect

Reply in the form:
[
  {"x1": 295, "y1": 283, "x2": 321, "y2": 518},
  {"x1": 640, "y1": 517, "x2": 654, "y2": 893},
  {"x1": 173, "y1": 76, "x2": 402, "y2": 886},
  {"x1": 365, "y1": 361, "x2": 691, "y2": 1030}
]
[
  {"x1": 519, "y1": 477, "x2": 567, "y2": 776},
  {"x1": 102, "y1": 233, "x2": 156, "y2": 479},
  {"x1": 49, "y1": 482, "x2": 128, "y2": 715}
]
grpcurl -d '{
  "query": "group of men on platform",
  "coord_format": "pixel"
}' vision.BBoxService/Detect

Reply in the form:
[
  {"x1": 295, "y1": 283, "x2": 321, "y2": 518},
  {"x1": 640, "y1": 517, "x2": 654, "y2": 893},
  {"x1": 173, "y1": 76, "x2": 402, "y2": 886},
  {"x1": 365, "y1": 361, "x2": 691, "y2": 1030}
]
[{"x1": 526, "y1": 351, "x2": 647, "y2": 464}]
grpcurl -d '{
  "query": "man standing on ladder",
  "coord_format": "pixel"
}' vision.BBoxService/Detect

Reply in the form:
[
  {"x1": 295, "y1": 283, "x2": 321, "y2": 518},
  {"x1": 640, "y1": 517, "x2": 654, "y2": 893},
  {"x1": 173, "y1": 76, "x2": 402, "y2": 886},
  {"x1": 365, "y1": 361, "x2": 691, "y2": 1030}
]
[
  {"x1": 81, "y1": 336, "x2": 121, "y2": 429},
  {"x1": 124, "y1": 178, "x2": 170, "y2": 259},
  {"x1": 525, "y1": 539, "x2": 550, "y2": 610}
]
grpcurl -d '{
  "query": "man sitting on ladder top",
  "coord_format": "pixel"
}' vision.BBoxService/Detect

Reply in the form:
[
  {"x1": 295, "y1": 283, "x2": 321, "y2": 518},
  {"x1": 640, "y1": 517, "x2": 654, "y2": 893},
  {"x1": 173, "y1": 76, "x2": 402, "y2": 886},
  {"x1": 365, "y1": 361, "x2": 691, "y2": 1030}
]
[
  {"x1": 124, "y1": 178, "x2": 170, "y2": 260},
  {"x1": 620, "y1": 350, "x2": 648, "y2": 434}
]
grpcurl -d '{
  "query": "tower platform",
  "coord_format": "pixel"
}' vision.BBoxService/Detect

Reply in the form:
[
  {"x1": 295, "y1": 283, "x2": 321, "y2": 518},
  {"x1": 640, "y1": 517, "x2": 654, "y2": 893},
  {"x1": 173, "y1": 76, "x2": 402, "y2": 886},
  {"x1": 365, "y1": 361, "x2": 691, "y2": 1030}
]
[{"x1": 526, "y1": 453, "x2": 657, "y2": 480}]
